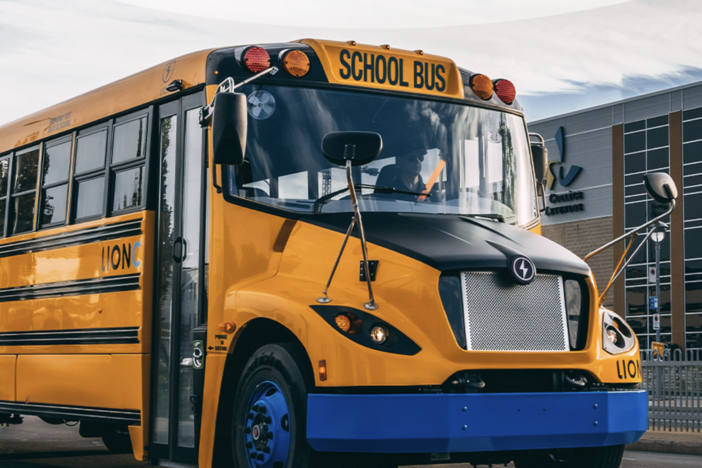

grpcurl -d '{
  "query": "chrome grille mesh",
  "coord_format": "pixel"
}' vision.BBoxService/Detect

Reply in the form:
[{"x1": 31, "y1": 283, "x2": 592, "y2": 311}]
[{"x1": 461, "y1": 272, "x2": 568, "y2": 352}]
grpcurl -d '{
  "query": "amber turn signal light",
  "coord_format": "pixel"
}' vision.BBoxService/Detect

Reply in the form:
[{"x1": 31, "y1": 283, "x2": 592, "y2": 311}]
[
  {"x1": 319, "y1": 360, "x2": 327, "y2": 381},
  {"x1": 282, "y1": 50, "x2": 310, "y2": 77},
  {"x1": 218, "y1": 321, "x2": 236, "y2": 334},
  {"x1": 470, "y1": 74, "x2": 493, "y2": 100},
  {"x1": 335, "y1": 314, "x2": 352, "y2": 333}
]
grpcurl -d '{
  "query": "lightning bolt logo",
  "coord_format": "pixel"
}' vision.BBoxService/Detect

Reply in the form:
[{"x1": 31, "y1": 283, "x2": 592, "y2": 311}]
[{"x1": 519, "y1": 259, "x2": 529, "y2": 279}]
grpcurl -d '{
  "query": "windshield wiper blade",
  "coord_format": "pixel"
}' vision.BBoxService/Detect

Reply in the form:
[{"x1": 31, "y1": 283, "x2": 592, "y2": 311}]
[
  {"x1": 313, "y1": 184, "x2": 429, "y2": 214},
  {"x1": 460, "y1": 213, "x2": 505, "y2": 223}
]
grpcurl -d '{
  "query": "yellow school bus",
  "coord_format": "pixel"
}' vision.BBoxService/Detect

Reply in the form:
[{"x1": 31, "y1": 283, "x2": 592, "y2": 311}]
[{"x1": 0, "y1": 39, "x2": 665, "y2": 468}]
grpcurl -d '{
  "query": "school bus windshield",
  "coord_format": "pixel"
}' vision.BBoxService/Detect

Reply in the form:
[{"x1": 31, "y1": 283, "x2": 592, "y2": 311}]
[{"x1": 228, "y1": 85, "x2": 538, "y2": 225}]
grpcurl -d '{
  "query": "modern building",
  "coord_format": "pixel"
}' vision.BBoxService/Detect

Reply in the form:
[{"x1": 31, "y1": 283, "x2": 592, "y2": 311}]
[{"x1": 528, "y1": 82, "x2": 702, "y2": 352}]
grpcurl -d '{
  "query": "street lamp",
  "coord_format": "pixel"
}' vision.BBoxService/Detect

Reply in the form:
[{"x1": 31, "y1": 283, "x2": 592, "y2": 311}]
[{"x1": 650, "y1": 221, "x2": 667, "y2": 351}]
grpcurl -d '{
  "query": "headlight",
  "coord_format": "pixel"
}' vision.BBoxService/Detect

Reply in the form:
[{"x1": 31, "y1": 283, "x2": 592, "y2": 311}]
[{"x1": 601, "y1": 308, "x2": 636, "y2": 354}]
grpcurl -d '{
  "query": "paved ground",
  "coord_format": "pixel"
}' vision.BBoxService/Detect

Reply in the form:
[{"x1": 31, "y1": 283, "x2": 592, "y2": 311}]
[{"x1": 2, "y1": 417, "x2": 702, "y2": 467}]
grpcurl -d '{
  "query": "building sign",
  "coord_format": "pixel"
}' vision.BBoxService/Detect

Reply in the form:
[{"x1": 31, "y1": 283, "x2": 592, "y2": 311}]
[
  {"x1": 544, "y1": 191, "x2": 585, "y2": 216},
  {"x1": 547, "y1": 126, "x2": 583, "y2": 189},
  {"x1": 544, "y1": 126, "x2": 587, "y2": 216}
]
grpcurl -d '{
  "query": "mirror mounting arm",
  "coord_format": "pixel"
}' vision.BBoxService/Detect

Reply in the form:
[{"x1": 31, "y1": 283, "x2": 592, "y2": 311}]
[{"x1": 318, "y1": 148, "x2": 378, "y2": 311}]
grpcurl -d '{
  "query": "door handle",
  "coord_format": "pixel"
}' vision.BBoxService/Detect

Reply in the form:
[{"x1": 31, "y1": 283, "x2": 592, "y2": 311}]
[{"x1": 173, "y1": 237, "x2": 183, "y2": 263}]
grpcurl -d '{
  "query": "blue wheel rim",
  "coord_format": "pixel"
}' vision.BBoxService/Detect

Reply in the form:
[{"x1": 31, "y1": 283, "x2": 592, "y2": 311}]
[{"x1": 243, "y1": 381, "x2": 291, "y2": 468}]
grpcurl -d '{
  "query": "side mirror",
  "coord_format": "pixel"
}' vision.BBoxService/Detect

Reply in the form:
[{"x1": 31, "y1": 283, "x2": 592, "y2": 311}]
[
  {"x1": 321, "y1": 132, "x2": 382, "y2": 167},
  {"x1": 530, "y1": 143, "x2": 548, "y2": 187},
  {"x1": 644, "y1": 172, "x2": 678, "y2": 204},
  {"x1": 212, "y1": 92, "x2": 247, "y2": 166}
]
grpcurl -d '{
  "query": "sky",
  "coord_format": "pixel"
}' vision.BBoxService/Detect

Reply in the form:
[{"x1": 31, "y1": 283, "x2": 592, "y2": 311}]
[{"x1": 1, "y1": 0, "x2": 701, "y2": 125}]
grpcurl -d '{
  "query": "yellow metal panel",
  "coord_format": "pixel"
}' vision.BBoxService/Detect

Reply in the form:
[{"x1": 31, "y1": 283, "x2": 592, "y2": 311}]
[
  {"x1": 0, "y1": 354, "x2": 16, "y2": 401},
  {"x1": 300, "y1": 39, "x2": 464, "y2": 99},
  {"x1": 198, "y1": 353, "x2": 227, "y2": 468},
  {"x1": 16, "y1": 354, "x2": 144, "y2": 409}
]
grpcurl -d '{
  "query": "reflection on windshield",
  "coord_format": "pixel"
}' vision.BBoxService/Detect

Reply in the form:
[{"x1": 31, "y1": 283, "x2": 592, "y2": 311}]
[{"x1": 228, "y1": 85, "x2": 537, "y2": 225}]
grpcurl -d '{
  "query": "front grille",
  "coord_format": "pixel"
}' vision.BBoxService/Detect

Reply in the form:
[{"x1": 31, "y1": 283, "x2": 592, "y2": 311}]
[{"x1": 460, "y1": 272, "x2": 568, "y2": 351}]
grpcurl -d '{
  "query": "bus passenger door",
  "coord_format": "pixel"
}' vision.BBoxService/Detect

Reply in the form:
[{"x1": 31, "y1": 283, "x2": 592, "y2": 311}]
[{"x1": 150, "y1": 93, "x2": 208, "y2": 464}]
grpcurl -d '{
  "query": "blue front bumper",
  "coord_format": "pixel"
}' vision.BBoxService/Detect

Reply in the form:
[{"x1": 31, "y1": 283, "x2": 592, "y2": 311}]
[{"x1": 307, "y1": 390, "x2": 647, "y2": 453}]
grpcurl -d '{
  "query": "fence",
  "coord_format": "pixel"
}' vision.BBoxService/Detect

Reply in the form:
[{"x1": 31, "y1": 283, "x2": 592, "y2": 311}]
[{"x1": 640, "y1": 350, "x2": 702, "y2": 432}]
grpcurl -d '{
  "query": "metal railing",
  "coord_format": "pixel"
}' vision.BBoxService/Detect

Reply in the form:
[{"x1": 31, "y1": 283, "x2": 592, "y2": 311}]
[{"x1": 640, "y1": 350, "x2": 702, "y2": 432}]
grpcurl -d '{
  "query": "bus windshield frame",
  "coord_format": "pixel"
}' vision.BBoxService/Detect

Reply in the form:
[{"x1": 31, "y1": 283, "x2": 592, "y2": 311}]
[{"x1": 226, "y1": 84, "x2": 539, "y2": 227}]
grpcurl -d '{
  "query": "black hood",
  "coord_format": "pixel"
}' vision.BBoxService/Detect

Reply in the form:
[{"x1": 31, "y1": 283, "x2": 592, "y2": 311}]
[{"x1": 305, "y1": 213, "x2": 590, "y2": 277}]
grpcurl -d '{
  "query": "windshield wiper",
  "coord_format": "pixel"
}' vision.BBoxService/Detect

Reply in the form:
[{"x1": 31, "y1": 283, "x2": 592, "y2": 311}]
[
  {"x1": 314, "y1": 184, "x2": 429, "y2": 214},
  {"x1": 460, "y1": 213, "x2": 505, "y2": 223}
]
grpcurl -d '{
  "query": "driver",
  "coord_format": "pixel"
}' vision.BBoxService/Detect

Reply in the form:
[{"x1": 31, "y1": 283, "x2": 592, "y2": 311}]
[{"x1": 390, "y1": 149, "x2": 427, "y2": 193}]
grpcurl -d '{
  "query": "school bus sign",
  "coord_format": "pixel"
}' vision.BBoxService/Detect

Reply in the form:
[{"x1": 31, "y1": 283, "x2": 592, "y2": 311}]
[{"x1": 301, "y1": 39, "x2": 464, "y2": 99}]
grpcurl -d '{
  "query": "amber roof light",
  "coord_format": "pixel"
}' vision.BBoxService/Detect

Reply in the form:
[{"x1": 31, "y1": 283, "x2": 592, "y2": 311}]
[
  {"x1": 282, "y1": 50, "x2": 310, "y2": 77},
  {"x1": 470, "y1": 74, "x2": 494, "y2": 100}
]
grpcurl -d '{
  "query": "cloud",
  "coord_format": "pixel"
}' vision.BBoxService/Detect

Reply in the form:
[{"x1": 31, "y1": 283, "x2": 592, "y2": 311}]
[
  {"x1": 0, "y1": 0, "x2": 701, "y2": 127},
  {"x1": 112, "y1": 0, "x2": 632, "y2": 29}
]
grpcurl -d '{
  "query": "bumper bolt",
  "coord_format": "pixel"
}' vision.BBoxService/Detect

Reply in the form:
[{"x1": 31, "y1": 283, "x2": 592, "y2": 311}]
[
  {"x1": 593, "y1": 404, "x2": 598, "y2": 409},
  {"x1": 462, "y1": 407, "x2": 467, "y2": 412},
  {"x1": 462, "y1": 425, "x2": 467, "y2": 430},
  {"x1": 593, "y1": 421, "x2": 598, "y2": 426}
]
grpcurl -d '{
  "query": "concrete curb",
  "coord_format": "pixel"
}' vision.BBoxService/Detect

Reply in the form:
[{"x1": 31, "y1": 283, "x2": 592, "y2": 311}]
[{"x1": 627, "y1": 437, "x2": 702, "y2": 456}]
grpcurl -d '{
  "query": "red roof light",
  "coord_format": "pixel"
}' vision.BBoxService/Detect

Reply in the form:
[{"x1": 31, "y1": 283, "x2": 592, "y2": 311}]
[
  {"x1": 494, "y1": 79, "x2": 516, "y2": 105},
  {"x1": 243, "y1": 47, "x2": 271, "y2": 73}
]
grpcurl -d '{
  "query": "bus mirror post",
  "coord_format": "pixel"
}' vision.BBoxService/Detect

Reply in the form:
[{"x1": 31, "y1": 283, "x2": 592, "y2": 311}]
[
  {"x1": 529, "y1": 133, "x2": 548, "y2": 211},
  {"x1": 212, "y1": 92, "x2": 247, "y2": 166}
]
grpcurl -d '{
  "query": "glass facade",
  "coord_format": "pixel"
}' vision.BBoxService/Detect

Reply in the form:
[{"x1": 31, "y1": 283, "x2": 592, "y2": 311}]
[
  {"x1": 623, "y1": 116, "x2": 672, "y2": 350},
  {"x1": 683, "y1": 107, "x2": 702, "y2": 350}
]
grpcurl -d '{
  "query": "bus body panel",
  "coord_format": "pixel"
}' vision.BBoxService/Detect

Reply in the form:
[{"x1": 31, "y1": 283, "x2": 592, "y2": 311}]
[
  {"x1": 0, "y1": 354, "x2": 15, "y2": 401},
  {"x1": 15, "y1": 353, "x2": 147, "y2": 410}
]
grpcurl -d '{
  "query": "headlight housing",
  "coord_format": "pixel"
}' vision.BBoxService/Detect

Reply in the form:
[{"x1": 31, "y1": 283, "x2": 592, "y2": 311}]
[{"x1": 601, "y1": 308, "x2": 636, "y2": 354}]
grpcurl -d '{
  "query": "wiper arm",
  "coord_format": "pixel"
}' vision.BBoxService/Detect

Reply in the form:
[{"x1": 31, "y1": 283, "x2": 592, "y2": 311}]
[
  {"x1": 314, "y1": 184, "x2": 429, "y2": 214},
  {"x1": 460, "y1": 213, "x2": 505, "y2": 223}
]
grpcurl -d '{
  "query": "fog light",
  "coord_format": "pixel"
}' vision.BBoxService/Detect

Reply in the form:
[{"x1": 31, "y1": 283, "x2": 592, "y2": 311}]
[
  {"x1": 370, "y1": 325, "x2": 388, "y2": 344},
  {"x1": 607, "y1": 328, "x2": 618, "y2": 344}
]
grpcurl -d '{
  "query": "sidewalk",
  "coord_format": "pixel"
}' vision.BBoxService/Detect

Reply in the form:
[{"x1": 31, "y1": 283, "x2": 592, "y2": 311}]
[{"x1": 627, "y1": 430, "x2": 702, "y2": 455}]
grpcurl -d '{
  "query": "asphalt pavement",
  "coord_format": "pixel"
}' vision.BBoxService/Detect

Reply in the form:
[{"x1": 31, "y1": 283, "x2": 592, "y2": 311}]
[{"x1": 1, "y1": 417, "x2": 701, "y2": 467}]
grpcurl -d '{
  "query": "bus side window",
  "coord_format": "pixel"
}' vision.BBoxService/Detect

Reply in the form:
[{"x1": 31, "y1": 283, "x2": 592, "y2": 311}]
[
  {"x1": 40, "y1": 137, "x2": 72, "y2": 228},
  {"x1": 0, "y1": 155, "x2": 9, "y2": 236},
  {"x1": 11, "y1": 146, "x2": 40, "y2": 234},
  {"x1": 73, "y1": 126, "x2": 108, "y2": 221},
  {"x1": 110, "y1": 115, "x2": 148, "y2": 213}
]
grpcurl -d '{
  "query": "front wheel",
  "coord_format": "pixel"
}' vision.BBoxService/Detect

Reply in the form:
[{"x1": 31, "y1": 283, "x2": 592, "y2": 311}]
[
  {"x1": 232, "y1": 343, "x2": 321, "y2": 468},
  {"x1": 514, "y1": 444, "x2": 625, "y2": 468}
]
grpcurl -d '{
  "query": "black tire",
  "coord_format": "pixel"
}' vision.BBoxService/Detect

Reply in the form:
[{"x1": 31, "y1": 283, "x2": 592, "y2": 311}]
[
  {"x1": 101, "y1": 426, "x2": 133, "y2": 454},
  {"x1": 232, "y1": 343, "x2": 321, "y2": 468},
  {"x1": 514, "y1": 444, "x2": 625, "y2": 468}
]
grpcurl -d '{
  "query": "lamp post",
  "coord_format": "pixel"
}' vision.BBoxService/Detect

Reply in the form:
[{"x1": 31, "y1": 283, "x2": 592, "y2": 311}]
[{"x1": 650, "y1": 222, "x2": 666, "y2": 346}]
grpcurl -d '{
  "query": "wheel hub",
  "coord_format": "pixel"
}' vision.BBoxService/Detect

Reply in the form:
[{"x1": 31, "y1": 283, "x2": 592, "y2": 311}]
[{"x1": 243, "y1": 381, "x2": 291, "y2": 468}]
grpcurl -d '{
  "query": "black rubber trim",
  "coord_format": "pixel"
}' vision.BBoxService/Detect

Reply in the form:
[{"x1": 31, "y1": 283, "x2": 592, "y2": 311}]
[
  {"x1": 0, "y1": 327, "x2": 139, "y2": 346},
  {"x1": 0, "y1": 400, "x2": 141, "y2": 425},
  {"x1": 0, "y1": 219, "x2": 142, "y2": 259},
  {"x1": 0, "y1": 273, "x2": 141, "y2": 303},
  {"x1": 310, "y1": 305, "x2": 421, "y2": 356}
]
